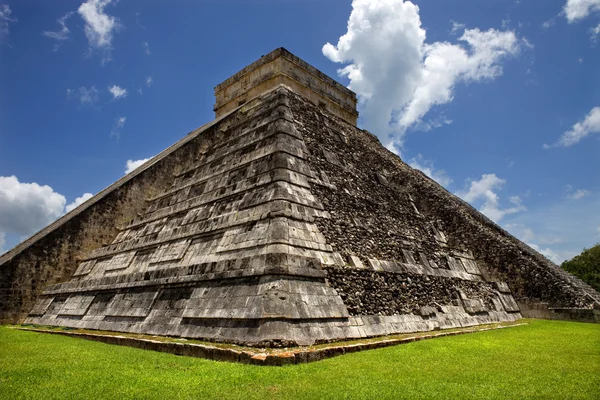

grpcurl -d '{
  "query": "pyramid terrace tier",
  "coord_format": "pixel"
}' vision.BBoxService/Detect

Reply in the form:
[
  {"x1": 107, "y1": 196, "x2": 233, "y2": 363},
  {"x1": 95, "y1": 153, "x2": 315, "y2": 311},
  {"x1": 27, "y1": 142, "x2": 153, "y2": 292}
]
[{"x1": 28, "y1": 267, "x2": 520, "y2": 347}]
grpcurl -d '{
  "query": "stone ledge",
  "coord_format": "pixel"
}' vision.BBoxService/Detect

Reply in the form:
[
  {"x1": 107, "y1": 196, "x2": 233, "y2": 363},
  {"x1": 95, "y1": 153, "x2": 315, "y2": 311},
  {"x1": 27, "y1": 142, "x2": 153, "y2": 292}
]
[
  {"x1": 42, "y1": 268, "x2": 329, "y2": 295},
  {"x1": 16, "y1": 321, "x2": 527, "y2": 366}
]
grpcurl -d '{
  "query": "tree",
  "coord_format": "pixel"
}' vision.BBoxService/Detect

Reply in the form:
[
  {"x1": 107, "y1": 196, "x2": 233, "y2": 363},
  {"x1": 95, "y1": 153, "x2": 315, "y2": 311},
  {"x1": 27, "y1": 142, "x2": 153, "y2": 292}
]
[{"x1": 561, "y1": 244, "x2": 600, "y2": 293}]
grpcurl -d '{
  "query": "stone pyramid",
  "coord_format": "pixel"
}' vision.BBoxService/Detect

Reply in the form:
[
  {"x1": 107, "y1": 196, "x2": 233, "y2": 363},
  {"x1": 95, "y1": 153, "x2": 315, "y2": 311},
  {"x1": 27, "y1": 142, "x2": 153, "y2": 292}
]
[{"x1": 3, "y1": 48, "x2": 598, "y2": 346}]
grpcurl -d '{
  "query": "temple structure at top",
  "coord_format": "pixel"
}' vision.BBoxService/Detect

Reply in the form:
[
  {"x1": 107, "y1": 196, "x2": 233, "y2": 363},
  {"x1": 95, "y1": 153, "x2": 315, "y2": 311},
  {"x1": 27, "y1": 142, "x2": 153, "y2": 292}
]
[{"x1": 214, "y1": 48, "x2": 358, "y2": 125}]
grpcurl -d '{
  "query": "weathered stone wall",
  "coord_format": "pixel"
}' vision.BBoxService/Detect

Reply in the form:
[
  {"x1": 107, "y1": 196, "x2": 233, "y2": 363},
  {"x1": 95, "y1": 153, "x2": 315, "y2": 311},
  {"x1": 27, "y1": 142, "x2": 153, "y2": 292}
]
[
  {"x1": 325, "y1": 267, "x2": 499, "y2": 316},
  {"x1": 0, "y1": 105, "x2": 232, "y2": 324},
  {"x1": 289, "y1": 90, "x2": 599, "y2": 310}
]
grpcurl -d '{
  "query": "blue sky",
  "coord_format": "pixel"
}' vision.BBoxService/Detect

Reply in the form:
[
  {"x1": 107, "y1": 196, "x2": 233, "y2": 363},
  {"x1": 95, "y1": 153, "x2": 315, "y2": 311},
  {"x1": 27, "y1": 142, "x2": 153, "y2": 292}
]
[{"x1": 0, "y1": 0, "x2": 598, "y2": 263}]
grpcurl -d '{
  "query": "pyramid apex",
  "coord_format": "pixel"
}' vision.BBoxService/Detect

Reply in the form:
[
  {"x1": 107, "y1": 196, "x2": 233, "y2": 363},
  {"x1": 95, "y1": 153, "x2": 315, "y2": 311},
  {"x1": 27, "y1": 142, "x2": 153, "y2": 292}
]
[{"x1": 214, "y1": 48, "x2": 358, "y2": 125}]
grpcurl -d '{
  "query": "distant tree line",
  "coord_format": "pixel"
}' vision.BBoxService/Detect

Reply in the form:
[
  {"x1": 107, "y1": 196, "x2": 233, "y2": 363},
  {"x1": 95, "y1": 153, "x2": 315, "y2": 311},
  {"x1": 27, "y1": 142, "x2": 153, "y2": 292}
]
[{"x1": 561, "y1": 244, "x2": 600, "y2": 293}]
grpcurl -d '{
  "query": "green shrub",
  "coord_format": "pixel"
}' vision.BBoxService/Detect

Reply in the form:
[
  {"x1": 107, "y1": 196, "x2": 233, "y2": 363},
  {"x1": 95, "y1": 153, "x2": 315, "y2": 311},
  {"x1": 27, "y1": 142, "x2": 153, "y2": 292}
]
[{"x1": 562, "y1": 244, "x2": 600, "y2": 292}]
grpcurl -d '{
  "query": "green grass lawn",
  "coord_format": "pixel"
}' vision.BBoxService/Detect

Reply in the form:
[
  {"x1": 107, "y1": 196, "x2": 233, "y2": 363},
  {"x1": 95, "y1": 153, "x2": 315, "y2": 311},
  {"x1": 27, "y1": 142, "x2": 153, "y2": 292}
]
[{"x1": 1, "y1": 320, "x2": 598, "y2": 400}]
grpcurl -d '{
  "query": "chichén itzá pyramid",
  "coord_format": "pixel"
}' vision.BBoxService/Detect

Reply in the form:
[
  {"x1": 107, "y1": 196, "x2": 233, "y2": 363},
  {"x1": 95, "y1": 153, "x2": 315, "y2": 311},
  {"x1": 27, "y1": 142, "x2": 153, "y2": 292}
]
[{"x1": 1, "y1": 48, "x2": 598, "y2": 347}]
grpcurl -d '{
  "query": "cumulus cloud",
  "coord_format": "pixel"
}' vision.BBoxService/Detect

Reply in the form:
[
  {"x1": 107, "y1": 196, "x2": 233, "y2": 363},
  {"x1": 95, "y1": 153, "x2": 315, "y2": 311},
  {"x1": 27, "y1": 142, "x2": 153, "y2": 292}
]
[
  {"x1": 67, "y1": 86, "x2": 99, "y2": 106},
  {"x1": 408, "y1": 154, "x2": 453, "y2": 187},
  {"x1": 43, "y1": 12, "x2": 74, "y2": 50},
  {"x1": 457, "y1": 173, "x2": 525, "y2": 222},
  {"x1": 544, "y1": 106, "x2": 600, "y2": 148},
  {"x1": 563, "y1": 0, "x2": 600, "y2": 39},
  {"x1": 65, "y1": 192, "x2": 93, "y2": 213},
  {"x1": 322, "y1": 0, "x2": 524, "y2": 148},
  {"x1": 563, "y1": 0, "x2": 600, "y2": 22},
  {"x1": 0, "y1": 176, "x2": 99, "y2": 253},
  {"x1": 110, "y1": 116, "x2": 126, "y2": 138},
  {"x1": 108, "y1": 85, "x2": 127, "y2": 100},
  {"x1": 125, "y1": 157, "x2": 151, "y2": 174},
  {"x1": 0, "y1": 4, "x2": 17, "y2": 42},
  {"x1": 0, "y1": 176, "x2": 66, "y2": 238},
  {"x1": 78, "y1": 0, "x2": 119, "y2": 61}
]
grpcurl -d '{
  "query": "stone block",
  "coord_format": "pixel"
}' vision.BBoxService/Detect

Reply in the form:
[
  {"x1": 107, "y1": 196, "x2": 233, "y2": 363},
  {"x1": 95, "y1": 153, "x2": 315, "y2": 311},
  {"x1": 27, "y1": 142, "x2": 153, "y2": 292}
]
[
  {"x1": 495, "y1": 281, "x2": 511, "y2": 293},
  {"x1": 417, "y1": 306, "x2": 437, "y2": 317}
]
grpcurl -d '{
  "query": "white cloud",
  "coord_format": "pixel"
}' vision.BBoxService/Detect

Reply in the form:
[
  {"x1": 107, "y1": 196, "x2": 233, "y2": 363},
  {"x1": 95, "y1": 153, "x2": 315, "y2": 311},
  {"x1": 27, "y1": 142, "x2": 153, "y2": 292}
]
[
  {"x1": 0, "y1": 176, "x2": 66, "y2": 238},
  {"x1": 544, "y1": 106, "x2": 600, "y2": 148},
  {"x1": 0, "y1": 4, "x2": 17, "y2": 42},
  {"x1": 67, "y1": 86, "x2": 99, "y2": 106},
  {"x1": 398, "y1": 29, "x2": 522, "y2": 135},
  {"x1": 65, "y1": 193, "x2": 93, "y2": 213},
  {"x1": 385, "y1": 141, "x2": 402, "y2": 157},
  {"x1": 43, "y1": 12, "x2": 74, "y2": 50},
  {"x1": 0, "y1": 176, "x2": 99, "y2": 253},
  {"x1": 522, "y1": 228, "x2": 536, "y2": 243},
  {"x1": 108, "y1": 85, "x2": 128, "y2": 100},
  {"x1": 125, "y1": 157, "x2": 151, "y2": 174},
  {"x1": 146, "y1": 76, "x2": 153, "y2": 87},
  {"x1": 505, "y1": 223, "x2": 537, "y2": 242},
  {"x1": 503, "y1": 192, "x2": 600, "y2": 263},
  {"x1": 450, "y1": 20, "x2": 465, "y2": 35},
  {"x1": 142, "y1": 41, "x2": 150, "y2": 55},
  {"x1": 110, "y1": 116, "x2": 126, "y2": 138},
  {"x1": 322, "y1": 0, "x2": 524, "y2": 148},
  {"x1": 565, "y1": 185, "x2": 591, "y2": 200},
  {"x1": 542, "y1": 18, "x2": 556, "y2": 28},
  {"x1": 457, "y1": 173, "x2": 525, "y2": 222},
  {"x1": 413, "y1": 115, "x2": 453, "y2": 132},
  {"x1": 504, "y1": 223, "x2": 567, "y2": 264},
  {"x1": 528, "y1": 242, "x2": 562, "y2": 264},
  {"x1": 592, "y1": 22, "x2": 600, "y2": 39},
  {"x1": 78, "y1": 0, "x2": 118, "y2": 61},
  {"x1": 563, "y1": 0, "x2": 600, "y2": 39},
  {"x1": 504, "y1": 222, "x2": 568, "y2": 263},
  {"x1": 563, "y1": 0, "x2": 600, "y2": 22},
  {"x1": 408, "y1": 154, "x2": 453, "y2": 187}
]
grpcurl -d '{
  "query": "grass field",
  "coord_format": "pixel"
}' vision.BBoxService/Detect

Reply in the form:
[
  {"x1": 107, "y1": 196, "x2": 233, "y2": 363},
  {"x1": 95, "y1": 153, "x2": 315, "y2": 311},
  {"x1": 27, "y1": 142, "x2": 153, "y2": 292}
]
[{"x1": 0, "y1": 319, "x2": 598, "y2": 400}]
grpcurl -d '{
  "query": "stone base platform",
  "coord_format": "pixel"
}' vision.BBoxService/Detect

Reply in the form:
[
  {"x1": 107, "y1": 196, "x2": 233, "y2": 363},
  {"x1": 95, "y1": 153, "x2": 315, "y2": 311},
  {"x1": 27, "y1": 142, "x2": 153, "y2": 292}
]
[{"x1": 16, "y1": 321, "x2": 527, "y2": 366}]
